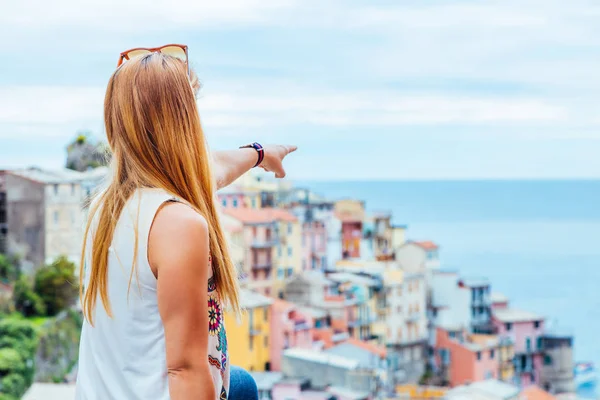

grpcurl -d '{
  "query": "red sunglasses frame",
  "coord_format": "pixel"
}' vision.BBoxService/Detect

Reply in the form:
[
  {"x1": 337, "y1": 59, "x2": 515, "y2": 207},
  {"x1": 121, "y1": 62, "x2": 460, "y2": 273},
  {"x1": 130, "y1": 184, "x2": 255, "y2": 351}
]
[{"x1": 117, "y1": 44, "x2": 189, "y2": 76}]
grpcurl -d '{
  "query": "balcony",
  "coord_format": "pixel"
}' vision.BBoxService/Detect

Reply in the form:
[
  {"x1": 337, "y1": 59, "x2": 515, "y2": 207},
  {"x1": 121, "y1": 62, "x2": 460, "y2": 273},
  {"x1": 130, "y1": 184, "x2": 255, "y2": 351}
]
[
  {"x1": 251, "y1": 239, "x2": 278, "y2": 249},
  {"x1": 251, "y1": 262, "x2": 273, "y2": 270},
  {"x1": 472, "y1": 297, "x2": 491, "y2": 307},
  {"x1": 348, "y1": 316, "x2": 376, "y2": 328},
  {"x1": 406, "y1": 312, "x2": 421, "y2": 323},
  {"x1": 249, "y1": 327, "x2": 261, "y2": 336},
  {"x1": 294, "y1": 321, "x2": 311, "y2": 331}
]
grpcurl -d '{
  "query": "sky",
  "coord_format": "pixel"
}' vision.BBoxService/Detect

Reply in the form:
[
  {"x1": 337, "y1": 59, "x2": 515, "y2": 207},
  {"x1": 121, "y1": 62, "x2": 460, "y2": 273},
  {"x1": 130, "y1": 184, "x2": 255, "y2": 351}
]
[{"x1": 0, "y1": 0, "x2": 599, "y2": 180}]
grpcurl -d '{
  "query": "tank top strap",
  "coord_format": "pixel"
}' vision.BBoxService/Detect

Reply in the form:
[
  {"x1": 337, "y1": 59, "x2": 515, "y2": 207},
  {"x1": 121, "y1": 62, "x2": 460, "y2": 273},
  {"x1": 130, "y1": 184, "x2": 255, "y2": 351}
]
[{"x1": 127, "y1": 188, "x2": 179, "y2": 288}]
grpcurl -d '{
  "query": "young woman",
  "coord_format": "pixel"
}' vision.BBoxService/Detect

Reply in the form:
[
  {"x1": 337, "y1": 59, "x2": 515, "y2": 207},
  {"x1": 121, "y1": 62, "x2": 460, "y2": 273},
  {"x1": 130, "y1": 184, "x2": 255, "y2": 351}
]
[{"x1": 75, "y1": 45, "x2": 296, "y2": 400}]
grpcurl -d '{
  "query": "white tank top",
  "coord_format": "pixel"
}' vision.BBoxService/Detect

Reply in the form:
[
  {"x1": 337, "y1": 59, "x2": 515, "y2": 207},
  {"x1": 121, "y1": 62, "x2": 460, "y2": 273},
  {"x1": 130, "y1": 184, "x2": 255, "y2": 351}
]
[{"x1": 75, "y1": 188, "x2": 230, "y2": 400}]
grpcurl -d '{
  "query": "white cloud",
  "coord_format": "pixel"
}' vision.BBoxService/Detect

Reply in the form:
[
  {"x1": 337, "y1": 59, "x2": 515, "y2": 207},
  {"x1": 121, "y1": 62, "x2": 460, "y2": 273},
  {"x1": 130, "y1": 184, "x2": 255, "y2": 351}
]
[
  {"x1": 1, "y1": 0, "x2": 297, "y2": 31},
  {"x1": 0, "y1": 85, "x2": 570, "y2": 140}
]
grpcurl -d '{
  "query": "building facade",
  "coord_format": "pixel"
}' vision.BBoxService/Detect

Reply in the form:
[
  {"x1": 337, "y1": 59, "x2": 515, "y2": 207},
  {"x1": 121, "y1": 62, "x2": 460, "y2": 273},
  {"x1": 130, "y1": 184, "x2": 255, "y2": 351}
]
[
  {"x1": 492, "y1": 308, "x2": 545, "y2": 388},
  {"x1": 334, "y1": 199, "x2": 365, "y2": 259},
  {"x1": 224, "y1": 289, "x2": 273, "y2": 372},
  {"x1": 538, "y1": 332, "x2": 576, "y2": 394},
  {"x1": 3, "y1": 168, "x2": 85, "y2": 271},
  {"x1": 223, "y1": 208, "x2": 300, "y2": 297},
  {"x1": 269, "y1": 299, "x2": 314, "y2": 372}
]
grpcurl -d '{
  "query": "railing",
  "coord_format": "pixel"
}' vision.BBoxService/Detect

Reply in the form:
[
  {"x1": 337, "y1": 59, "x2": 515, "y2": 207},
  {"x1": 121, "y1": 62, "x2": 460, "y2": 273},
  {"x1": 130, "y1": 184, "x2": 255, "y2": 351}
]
[
  {"x1": 250, "y1": 239, "x2": 278, "y2": 248},
  {"x1": 348, "y1": 316, "x2": 377, "y2": 328},
  {"x1": 251, "y1": 262, "x2": 273, "y2": 270},
  {"x1": 472, "y1": 297, "x2": 491, "y2": 307},
  {"x1": 406, "y1": 312, "x2": 421, "y2": 323}
]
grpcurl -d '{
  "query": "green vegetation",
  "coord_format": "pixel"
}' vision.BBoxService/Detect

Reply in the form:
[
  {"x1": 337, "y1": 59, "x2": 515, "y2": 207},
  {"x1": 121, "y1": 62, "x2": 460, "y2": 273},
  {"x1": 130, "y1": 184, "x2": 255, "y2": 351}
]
[
  {"x1": 13, "y1": 276, "x2": 46, "y2": 317},
  {"x1": 0, "y1": 255, "x2": 17, "y2": 283},
  {"x1": 0, "y1": 256, "x2": 81, "y2": 398},
  {"x1": 0, "y1": 319, "x2": 38, "y2": 399},
  {"x1": 34, "y1": 256, "x2": 78, "y2": 317}
]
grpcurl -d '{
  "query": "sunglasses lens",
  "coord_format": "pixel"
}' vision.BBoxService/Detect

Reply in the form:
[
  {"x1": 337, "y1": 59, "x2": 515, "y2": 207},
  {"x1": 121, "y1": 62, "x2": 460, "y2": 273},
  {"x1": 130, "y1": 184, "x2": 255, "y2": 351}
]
[
  {"x1": 160, "y1": 46, "x2": 187, "y2": 62},
  {"x1": 124, "y1": 49, "x2": 152, "y2": 61}
]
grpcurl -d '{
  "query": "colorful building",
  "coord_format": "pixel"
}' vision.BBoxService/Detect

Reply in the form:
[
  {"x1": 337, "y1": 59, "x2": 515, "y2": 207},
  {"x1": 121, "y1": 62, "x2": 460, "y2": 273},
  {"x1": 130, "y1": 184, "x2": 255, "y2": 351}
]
[
  {"x1": 470, "y1": 334, "x2": 515, "y2": 383},
  {"x1": 269, "y1": 299, "x2": 314, "y2": 372},
  {"x1": 224, "y1": 289, "x2": 273, "y2": 372},
  {"x1": 371, "y1": 211, "x2": 393, "y2": 259},
  {"x1": 537, "y1": 331, "x2": 576, "y2": 394},
  {"x1": 492, "y1": 308, "x2": 545, "y2": 388},
  {"x1": 218, "y1": 184, "x2": 261, "y2": 209},
  {"x1": 435, "y1": 326, "x2": 500, "y2": 387},
  {"x1": 334, "y1": 199, "x2": 365, "y2": 259},
  {"x1": 302, "y1": 220, "x2": 328, "y2": 271},
  {"x1": 2, "y1": 168, "x2": 85, "y2": 271},
  {"x1": 222, "y1": 207, "x2": 301, "y2": 297}
]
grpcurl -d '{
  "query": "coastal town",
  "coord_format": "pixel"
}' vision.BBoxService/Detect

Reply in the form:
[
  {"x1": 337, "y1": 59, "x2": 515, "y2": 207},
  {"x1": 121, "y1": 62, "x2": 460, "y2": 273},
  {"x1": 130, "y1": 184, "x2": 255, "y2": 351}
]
[{"x1": 0, "y1": 155, "x2": 588, "y2": 399}]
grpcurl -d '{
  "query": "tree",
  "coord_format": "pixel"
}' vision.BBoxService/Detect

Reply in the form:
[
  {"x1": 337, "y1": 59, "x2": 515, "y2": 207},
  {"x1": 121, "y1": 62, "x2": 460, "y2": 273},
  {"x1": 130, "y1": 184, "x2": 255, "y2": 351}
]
[
  {"x1": 0, "y1": 374, "x2": 26, "y2": 398},
  {"x1": 34, "y1": 256, "x2": 78, "y2": 316},
  {"x1": 13, "y1": 276, "x2": 46, "y2": 318},
  {"x1": 0, "y1": 255, "x2": 17, "y2": 283},
  {"x1": 65, "y1": 131, "x2": 110, "y2": 172}
]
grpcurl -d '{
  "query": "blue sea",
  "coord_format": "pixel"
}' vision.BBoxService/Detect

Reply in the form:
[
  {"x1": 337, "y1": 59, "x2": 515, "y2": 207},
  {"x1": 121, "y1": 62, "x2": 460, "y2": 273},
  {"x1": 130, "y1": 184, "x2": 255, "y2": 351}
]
[{"x1": 298, "y1": 180, "x2": 600, "y2": 397}]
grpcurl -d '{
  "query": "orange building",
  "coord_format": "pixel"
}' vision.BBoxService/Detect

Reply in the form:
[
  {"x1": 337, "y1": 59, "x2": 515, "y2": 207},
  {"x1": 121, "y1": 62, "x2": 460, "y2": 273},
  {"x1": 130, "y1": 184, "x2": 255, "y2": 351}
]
[{"x1": 435, "y1": 326, "x2": 501, "y2": 387}]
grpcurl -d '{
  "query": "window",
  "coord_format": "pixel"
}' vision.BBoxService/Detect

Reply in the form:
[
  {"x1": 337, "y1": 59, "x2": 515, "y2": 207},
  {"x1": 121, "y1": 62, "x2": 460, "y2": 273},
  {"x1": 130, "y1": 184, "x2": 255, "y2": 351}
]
[
  {"x1": 249, "y1": 336, "x2": 253, "y2": 351},
  {"x1": 490, "y1": 349, "x2": 495, "y2": 359},
  {"x1": 71, "y1": 183, "x2": 76, "y2": 195},
  {"x1": 537, "y1": 337, "x2": 543, "y2": 351},
  {"x1": 526, "y1": 337, "x2": 531, "y2": 351},
  {"x1": 264, "y1": 336, "x2": 269, "y2": 347},
  {"x1": 505, "y1": 323, "x2": 512, "y2": 331},
  {"x1": 278, "y1": 246, "x2": 282, "y2": 257},
  {"x1": 53, "y1": 211, "x2": 59, "y2": 225},
  {"x1": 222, "y1": 199, "x2": 227, "y2": 207},
  {"x1": 278, "y1": 268, "x2": 285, "y2": 279},
  {"x1": 476, "y1": 352, "x2": 482, "y2": 361},
  {"x1": 449, "y1": 331, "x2": 455, "y2": 339},
  {"x1": 287, "y1": 267, "x2": 294, "y2": 277},
  {"x1": 288, "y1": 223, "x2": 292, "y2": 234},
  {"x1": 251, "y1": 198, "x2": 256, "y2": 208},
  {"x1": 264, "y1": 307, "x2": 268, "y2": 321},
  {"x1": 232, "y1": 198, "x2": 238, "y2": 208},
  {"x1": 534, "y1": 321, "x2": 540, "y2": 329},
  {"x1": 53, "y1": 184, "x2": 58, "y2": 195},
  {"x1": 543, "y1": 354, "x2": 553, "y2": 366},
  {"x1": 288, "y1": 246, "x2": 292, "y2": 256}
]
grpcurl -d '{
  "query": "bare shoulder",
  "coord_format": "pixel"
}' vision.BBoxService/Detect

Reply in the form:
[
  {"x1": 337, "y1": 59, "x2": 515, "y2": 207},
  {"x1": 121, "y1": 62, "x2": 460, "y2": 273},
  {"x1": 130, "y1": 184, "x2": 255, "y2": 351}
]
[{"x1": 149, "y1": 201, "x2": 209, "y2": 275}]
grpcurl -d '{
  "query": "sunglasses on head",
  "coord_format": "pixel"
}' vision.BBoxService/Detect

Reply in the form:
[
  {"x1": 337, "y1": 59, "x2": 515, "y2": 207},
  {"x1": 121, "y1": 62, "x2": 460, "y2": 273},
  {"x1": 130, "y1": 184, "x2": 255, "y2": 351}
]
[{"x1": 117, "y1": 44, "x2": 189, "y2": 76}]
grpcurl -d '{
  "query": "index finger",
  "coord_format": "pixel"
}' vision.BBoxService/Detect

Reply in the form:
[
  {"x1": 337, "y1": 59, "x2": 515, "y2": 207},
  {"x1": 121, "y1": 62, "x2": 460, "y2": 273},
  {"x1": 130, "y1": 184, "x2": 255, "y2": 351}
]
[{"x1": 283, "y1": 145, "x2": 298, "y2": 154}]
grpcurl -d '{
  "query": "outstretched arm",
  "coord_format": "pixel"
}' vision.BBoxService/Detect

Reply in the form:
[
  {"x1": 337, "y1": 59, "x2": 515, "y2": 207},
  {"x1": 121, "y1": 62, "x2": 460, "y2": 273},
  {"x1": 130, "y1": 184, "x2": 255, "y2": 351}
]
[{"x1": 212, "y1": 144, "x2": 297, "y2": 189}]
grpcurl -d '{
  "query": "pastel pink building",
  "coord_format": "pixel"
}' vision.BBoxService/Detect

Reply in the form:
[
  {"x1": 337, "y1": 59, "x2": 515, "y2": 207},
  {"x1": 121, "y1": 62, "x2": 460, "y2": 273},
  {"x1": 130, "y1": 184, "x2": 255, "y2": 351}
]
[
  {"x1": 492, "y1": 308, "x2": 545, "y2": 388},
  {"x1": 435, "y1": 326, "x2": 500, "y2": 387},
  {"x1": 302, "y1": 220, "x2": 328, "y2": 271},
  {"x1": 269, "y1": 299, "x2": 314, "y2": 371}
]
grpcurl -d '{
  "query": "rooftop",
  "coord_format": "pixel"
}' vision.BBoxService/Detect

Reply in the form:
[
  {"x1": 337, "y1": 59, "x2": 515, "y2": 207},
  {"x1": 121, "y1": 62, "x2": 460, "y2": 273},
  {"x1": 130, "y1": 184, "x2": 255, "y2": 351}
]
[
  {"x1": 520, "y1": 386, "x2": 557, "y2": 400},
  {"x1": 338, "y1": 337, "x2": 386, "y2": 358},
  {"x1": 447, "y1": 379, "x2": 520, "y2": 400},
  {"x1": 23, "y1": 383, "x2": 76, "y2": 400},
  {"x1": 493, "y1": 308, "x2": 543, "y2": 323},
  {"x1": 412, "y1": 240, "x2": 439, "y2": 250},
  {"x1": 326, "y1": 272, "x2": 380, "y2": 287},
  {"x1": 249, "y1": 371, "x2": 284, "y2": 391},
  {"x1": 283, "y1": 347, "x2": 359, "y2": 370},
  {"x1": 491, "y1": 292, "x2": 509, "y2": 304},
  {"x1": 223, "y1": 207, "x2": 297, "y2": 224},
  {"x1": 328, "y1": 386, "x2": 371, "y2": 400},
  {"x1": 239, "y1": 289, "x2": 273, "y2": 309},
  {"x1": 10, "y1": 167, "x2": 85, "y2": 184},
  {"x1": 297, "y1": 306, "x2": 328, "y2": 319},
  {"x1": 459, "y1": 276, "x2": 490, "y2": 288}
]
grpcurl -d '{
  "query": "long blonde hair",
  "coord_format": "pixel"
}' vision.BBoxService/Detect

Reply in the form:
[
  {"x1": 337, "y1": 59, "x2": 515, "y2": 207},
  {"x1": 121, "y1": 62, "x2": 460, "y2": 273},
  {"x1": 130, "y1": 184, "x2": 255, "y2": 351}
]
[{"x1": 80, "y1": 53, "x2": 240, "y2": 324}]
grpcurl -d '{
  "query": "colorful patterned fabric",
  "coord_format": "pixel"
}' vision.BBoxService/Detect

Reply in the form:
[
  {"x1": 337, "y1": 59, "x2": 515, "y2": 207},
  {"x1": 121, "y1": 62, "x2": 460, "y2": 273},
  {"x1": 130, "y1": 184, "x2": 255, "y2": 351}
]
[{"x1": 207, "y1": 257, "x2": 229, "y2": 398}]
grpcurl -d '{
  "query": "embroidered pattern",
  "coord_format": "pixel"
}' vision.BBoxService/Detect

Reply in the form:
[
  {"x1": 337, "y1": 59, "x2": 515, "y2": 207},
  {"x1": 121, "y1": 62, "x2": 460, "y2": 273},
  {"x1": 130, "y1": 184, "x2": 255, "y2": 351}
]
[
  {"x1": 220, "y1": 386, "x2": 228, "y2": 400},
  {"x1": 208, "y1": 355, "x2": 222, "y2": 370},
  {"x1": 208, "y1": 295, "x2": 222, "y2": 336}
]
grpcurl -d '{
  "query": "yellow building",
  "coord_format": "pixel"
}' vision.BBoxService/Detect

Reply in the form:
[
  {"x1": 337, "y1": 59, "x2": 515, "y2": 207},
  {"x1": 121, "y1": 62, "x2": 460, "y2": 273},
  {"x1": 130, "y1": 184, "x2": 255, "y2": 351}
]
[
  {"x1": 224, "y1": 289, "x2": 273, "y2": 372},
  {"x1": 272, "y1": 216, "x2": 302, "y2": 297},
  {"x1": 498, "y1": 337, "x2": 515, "y2": 382}
]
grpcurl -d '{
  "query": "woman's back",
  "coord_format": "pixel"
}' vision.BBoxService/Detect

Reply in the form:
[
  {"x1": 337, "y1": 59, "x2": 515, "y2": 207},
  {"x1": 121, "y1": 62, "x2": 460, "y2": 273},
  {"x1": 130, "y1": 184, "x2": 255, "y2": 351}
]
[{"x1": 75, "y1": 188, "x2": 229, "y2": 400}]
